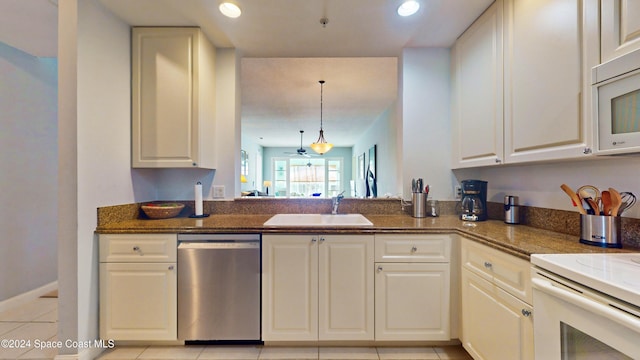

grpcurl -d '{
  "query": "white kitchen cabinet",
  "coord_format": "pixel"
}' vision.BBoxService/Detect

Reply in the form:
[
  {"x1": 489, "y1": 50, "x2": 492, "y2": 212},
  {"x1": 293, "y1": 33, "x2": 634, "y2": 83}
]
[
  {"x1": 503, "y1": 0, "x2": 599, "y2": 163},
  {"x1": 601, "y1": 0, "x2": 640, "y2": 63},
  {"x1": 461, "y1": 269, "x2": 533, "y2": 360},
  {"x1": 374, "y1": 234, "x2": 451, "y2": 341},
  {"x1": 460, "y1": 238, "x2": 533, "y2": 360},
  {"x1": 452, "y1": 0, "x2": 504, "y2": 168},
  {"x1": 262, "y1": 234, "x2": 374, "y2": 341},
  {"x1": 99, "y1": 234, "x2": 177, "y2": 341},
  {"x1": 132, "y1": 27, "x2": 216, "y2": 169},
  {"x1": 452, "y1": 0, "x2": 599, "y2": 167}
]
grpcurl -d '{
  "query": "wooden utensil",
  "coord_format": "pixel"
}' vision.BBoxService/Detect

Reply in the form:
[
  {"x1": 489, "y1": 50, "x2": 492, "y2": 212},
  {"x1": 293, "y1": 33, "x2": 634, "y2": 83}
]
[
  {"x1": 609, "y1": 187, "x2": 622, "y2": 216},
  {"x1": 601, "y1": 190, "x2": 612, "y2": 215},
  {"x1": 561, "y1": 184, "x2": 587, "y2": 214}
]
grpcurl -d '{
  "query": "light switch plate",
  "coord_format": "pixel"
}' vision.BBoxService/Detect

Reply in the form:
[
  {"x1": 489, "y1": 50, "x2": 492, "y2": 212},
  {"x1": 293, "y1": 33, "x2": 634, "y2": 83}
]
[{"x1": 212, "y1": 185, "x2": 225, "y2": 198}]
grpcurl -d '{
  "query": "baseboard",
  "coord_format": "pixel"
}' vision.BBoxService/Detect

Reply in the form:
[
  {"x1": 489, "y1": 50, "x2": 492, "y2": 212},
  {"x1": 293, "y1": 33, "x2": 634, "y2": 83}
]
[{"x1": 0, "y1": 281, "x2": 58, "y2": 313}]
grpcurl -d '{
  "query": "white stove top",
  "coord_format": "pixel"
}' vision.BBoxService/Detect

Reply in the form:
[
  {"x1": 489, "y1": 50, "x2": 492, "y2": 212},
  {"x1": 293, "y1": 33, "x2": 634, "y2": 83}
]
[{"x1": 531, "y1": 253, "x2": 640, "y2": 307}]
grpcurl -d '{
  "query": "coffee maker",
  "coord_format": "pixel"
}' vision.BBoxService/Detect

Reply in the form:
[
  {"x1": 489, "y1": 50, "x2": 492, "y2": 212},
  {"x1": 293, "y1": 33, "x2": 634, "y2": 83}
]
[{"x1": 460, "y1": 180, "x2": 488, "y2": 221}]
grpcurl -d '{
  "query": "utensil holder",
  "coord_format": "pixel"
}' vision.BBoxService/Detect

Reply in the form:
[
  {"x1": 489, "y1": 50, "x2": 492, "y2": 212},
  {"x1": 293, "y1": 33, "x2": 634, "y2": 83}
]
[
  {"x1": 579, "y1": 214, "x2": 622, "y2": 248},
  {"x1": 412, "y1": 192, "x2": 427, "y2": 218}
]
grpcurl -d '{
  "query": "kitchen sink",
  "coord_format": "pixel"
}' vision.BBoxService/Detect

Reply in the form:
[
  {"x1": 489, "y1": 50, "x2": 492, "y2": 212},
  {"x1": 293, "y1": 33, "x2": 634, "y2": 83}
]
[{"x1": 263, "y1": 213, "x2": 373, "y2": 227}]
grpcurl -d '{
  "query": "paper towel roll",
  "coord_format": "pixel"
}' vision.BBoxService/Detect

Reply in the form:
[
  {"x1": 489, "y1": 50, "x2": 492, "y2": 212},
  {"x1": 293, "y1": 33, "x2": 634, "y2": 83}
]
[{"x1": 195, "y1": 182, "x2": 203, "y2": 216}]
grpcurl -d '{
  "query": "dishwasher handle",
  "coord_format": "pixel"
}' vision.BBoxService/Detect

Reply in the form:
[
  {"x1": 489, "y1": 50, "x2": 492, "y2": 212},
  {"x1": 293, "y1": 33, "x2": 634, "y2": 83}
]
[{"x1": 178, "y1": 241, "x2": 260, "y2": 250}]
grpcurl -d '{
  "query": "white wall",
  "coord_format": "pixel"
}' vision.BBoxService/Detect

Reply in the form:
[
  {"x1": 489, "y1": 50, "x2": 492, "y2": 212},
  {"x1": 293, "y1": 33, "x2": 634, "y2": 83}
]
[
  {"x1": 0, "y1": 43, "x2": 57, "y2": 301},
  {"x1": 353, "y1": 103, "x2": 401, "y2": 197},
  {"x1": 212, "y1": 48, "x2": 241, "y2": 198},
  {"x1": 59, "y1": 0, "x2": 138, "y2": 357},
  {"x1": 402, "y1": 48, "x2": 453, "y2": 201},
  {"x1": 454, "y1": 156, "x2": 640, "y2": 219}
]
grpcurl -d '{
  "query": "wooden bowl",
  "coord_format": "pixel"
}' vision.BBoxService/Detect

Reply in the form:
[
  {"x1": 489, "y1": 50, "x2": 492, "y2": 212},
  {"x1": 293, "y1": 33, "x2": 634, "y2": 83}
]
[{"x1": 141, "y1": 203, "x2": 185, "y2": 219}]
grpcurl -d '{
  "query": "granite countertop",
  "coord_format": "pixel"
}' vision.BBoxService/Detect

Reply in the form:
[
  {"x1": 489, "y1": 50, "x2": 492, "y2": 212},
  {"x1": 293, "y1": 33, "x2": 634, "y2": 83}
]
[{"x1": 96, "y1": 214, "x2": 634, "y2": 260}]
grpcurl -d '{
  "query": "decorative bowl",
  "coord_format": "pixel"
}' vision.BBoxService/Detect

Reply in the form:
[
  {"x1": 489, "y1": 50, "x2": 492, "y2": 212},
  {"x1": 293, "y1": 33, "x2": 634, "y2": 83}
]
[{"x1": 141, "y1": 203, "x2": 185, "y2": 219}]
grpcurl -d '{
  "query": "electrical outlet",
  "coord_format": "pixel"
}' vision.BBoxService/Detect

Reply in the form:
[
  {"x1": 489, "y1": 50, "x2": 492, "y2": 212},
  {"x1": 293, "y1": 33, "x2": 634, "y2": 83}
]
[
  {"x1": 454, "y1": 185, "x2": 462, "y2": 199},
  {"x1": 213, "y1": 185, "x2": 225, "y2": 198}
]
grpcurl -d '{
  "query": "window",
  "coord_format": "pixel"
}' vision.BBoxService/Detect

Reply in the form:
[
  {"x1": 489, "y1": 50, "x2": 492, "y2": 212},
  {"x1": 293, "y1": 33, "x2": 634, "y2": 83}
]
[{"x1": 272, "y1": 157, "x2": 343, "y2": 198}]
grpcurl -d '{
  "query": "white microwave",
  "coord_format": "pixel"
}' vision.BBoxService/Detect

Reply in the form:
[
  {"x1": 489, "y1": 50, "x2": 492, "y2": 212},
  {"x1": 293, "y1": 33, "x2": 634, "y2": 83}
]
[{"x1": 593, "y1": 48, "x2": 640, "y2": 155}]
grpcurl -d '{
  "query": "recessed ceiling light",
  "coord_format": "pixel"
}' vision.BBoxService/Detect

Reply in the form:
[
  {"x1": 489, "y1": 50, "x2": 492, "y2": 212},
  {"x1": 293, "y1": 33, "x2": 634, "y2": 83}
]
[
  {"x1": 219, "y1": 2, "x2": 241, "y2": 18},
  {"x1": 397, "y1": 0, "x2": 420, "y2": 16}
]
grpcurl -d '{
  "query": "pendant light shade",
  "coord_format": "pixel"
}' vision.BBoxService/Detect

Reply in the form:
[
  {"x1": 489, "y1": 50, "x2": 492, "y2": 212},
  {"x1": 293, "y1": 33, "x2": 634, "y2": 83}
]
[{"x1": 310, "y1": 80, "x2": 333, "y2": 155}]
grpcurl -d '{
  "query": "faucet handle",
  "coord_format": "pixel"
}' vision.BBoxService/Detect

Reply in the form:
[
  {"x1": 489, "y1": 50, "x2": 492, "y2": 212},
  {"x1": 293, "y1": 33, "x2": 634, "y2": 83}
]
[{"x1": 337, "y1": 190, "x2": 345, "y2": 199}]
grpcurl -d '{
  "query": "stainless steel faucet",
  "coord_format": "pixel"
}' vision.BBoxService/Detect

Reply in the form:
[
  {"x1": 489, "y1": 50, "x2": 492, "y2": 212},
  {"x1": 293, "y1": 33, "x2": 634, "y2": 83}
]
[{"x1": 331, "y1": 191, "x2": 345, "y2": 215}]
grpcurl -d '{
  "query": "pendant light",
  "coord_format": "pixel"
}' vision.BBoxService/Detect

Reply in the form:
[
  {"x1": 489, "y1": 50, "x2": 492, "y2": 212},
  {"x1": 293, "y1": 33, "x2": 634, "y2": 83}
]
[{"x1": 310, "y1": 80, "x2": 333, "y2": 155}]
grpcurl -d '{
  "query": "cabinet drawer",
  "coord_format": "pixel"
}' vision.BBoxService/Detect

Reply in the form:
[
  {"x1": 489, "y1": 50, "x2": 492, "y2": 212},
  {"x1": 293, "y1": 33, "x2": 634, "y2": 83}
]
[
  {"x1": 375, "y1": 234, "x2": 451, "y2": 263},
  {"x1": 461, "y1": 238, "x2": 531, "y2": 304},
  {"x1": 99, "y1": 234, "x2": 177, "y2": 263}
]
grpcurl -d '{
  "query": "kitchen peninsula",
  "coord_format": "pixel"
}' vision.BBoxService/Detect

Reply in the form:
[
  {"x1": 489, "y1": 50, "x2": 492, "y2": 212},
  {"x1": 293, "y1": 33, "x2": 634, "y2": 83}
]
[
  {"x1": 96, "y1": 199, "x2": 638, "y2": 257},
  {"x1": 95, "y1": 198, "x2": 636, "y2": 359}
]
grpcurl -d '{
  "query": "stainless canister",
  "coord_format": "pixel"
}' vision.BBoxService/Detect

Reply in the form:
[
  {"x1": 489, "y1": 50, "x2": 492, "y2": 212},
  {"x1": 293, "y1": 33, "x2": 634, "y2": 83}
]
[
  {"x1": 580, "y1": 214, "x2": 622, "y2": 248},
  {"x1": 412, "y1": 192, "x2": 427, "y2": 218},
  {"x1": 504, "y1": 195, "x2": 520, "y2": 224}
]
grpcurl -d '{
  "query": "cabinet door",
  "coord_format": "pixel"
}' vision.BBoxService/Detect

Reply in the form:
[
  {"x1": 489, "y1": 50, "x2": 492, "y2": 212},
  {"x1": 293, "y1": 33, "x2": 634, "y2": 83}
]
[
  {"x1": 452, "y1": 0, "x2": 504, "y2": 168},
  {"x1": 262, "y1": 234, "x2": 318, "y2": 341},
  {"x1": 601, "y1": 0, "x2": 640, "y2": 62},
  {"x1": 99, "y1": 262, "x2": 177, "y2": 340},
  {"x1": 461, "y1": 269, "x2": 533, "y2": 360},
  {"x1": 503, "y1": 0, "x2": 598, "y2": 163},
  {"x1": 375, "y1": 263, "x2": 450, "y2": 341},
  {"x1": 132, "y1": 28, "x2": 208, "y2": 168},
  {"x1": 318, "y1": 235, "x2": 374, "y2": 340}
]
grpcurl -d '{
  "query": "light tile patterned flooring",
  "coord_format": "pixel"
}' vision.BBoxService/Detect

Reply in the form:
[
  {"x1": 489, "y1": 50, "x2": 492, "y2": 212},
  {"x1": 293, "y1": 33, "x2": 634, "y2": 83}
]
[
  {"x1": 0, "y1": 297, "x2": 58, "y2": 359},
  {"x1": 0, "y1": 297, "x2": 472, "y2": 360},
  {"x1": 96, "y1": 345, "x2": 472, "y2": 360}
]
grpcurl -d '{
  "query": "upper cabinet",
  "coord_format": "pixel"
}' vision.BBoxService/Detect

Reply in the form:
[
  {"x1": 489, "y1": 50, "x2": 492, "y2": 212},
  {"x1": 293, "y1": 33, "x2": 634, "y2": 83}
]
[
  {"x1": 601, "y1": 0, "x2": 640, "y2": 63},
  {"x1": 503, "y1": 0, "x2": 598, "y2": 163},
  {"x1": 132, "y1": 27, "x2": 216, "y2": 169},
  {"x1": 452, "y1": 0, "x2": 600, "y2": 168},
  {"x1": 452, "y1": 0, "x2": 504, "y2": 167}
]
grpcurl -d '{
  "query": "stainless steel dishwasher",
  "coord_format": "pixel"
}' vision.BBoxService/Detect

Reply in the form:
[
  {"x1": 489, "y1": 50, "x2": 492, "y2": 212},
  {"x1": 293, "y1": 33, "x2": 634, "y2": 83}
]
[{"x1": 177, "y1": 234, "x2": 261, "y2": 343}]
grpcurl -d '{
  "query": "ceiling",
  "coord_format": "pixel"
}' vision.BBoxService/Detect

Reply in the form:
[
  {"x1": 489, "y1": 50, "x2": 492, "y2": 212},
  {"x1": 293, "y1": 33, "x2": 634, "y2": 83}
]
[{"x1": 0, "y1": 0, "x2": 494, "y2": 148}]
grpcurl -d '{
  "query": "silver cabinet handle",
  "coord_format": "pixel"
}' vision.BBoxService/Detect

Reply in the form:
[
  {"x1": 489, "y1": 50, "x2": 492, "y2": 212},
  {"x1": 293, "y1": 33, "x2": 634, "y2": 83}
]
[
  {"x1": 168, "y1": 265, "x2": 174, "y2": 270},
  {"x1": 133, "y1": 246, "x2": 140, "y2": 252},
  {"x1": 377, "y1": 265, "x2": 383, "y2": 272},
  {"x1": 521, "y1": 309, "x2": 532, "y2": 317},
  {"x1": 311, "y1": 237, "x2": 317, "y2": 243},
  {"x1": 411, "y1": 246, "x2": 417, "y2": 253},
  {"x1": 484, "y1": 261, "x2": 493, "y2": 269},
  {"x1": 319, "y1": 237, "x2": 325, "y2": 243}
]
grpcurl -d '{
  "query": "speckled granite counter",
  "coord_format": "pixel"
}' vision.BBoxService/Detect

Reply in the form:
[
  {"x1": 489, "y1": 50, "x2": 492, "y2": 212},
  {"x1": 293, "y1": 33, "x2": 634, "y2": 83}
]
[{"x1": 96, "y1": 213, "x2": 635, "y2": 260}]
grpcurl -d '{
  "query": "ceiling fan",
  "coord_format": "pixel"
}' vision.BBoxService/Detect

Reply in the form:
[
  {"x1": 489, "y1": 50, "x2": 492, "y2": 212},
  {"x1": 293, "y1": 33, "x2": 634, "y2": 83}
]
[{"x1": 285, "y1": 130, "x2": 318, "y2": 158}]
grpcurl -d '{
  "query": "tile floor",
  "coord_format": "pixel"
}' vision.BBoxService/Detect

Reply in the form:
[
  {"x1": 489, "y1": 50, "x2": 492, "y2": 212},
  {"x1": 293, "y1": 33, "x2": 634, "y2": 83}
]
[
  {"x1": 0, "y1": 297, "x2": 58, "y2": 359},
  {"x1": 96, "y1": 345, "x2": 472, "y2": 360},
  {"x1": 0, "y1": 297, "x2": 472, "y2": 360}
]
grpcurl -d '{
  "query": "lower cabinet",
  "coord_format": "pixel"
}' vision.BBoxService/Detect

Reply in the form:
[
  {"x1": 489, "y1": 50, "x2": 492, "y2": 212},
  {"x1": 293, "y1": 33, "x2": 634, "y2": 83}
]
[
  {"x1": 99, "y1": 234, "x2": 177, "y2": 341},
  {"x1": 374, "y1": 234, "x2": 452, "y2": 341},
  {"x1": 375, "y1": 263, "x2": 450, "y2": 340},
  {"x1": 262, "y1": 234, "x2": 374, "y2": 341},
  {"x1": 460, "y1": 238, "x2": 533, "y2": 360}
]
